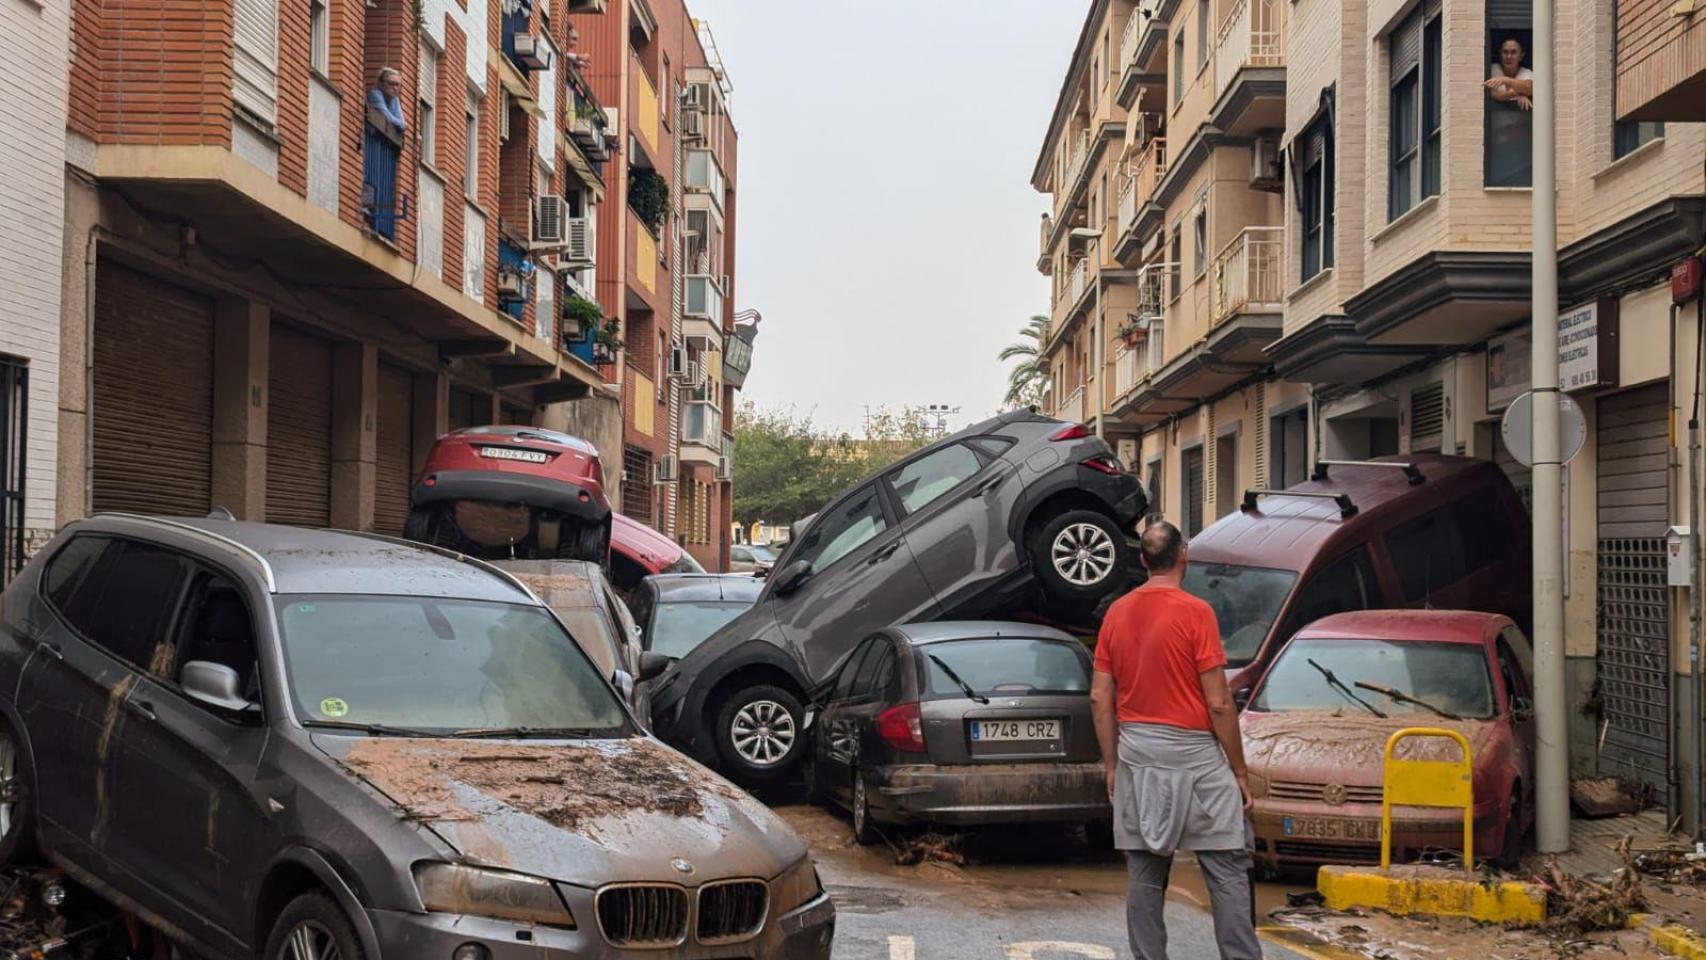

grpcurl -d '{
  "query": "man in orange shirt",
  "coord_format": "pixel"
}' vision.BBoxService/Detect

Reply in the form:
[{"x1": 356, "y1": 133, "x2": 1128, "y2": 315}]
[{"x1": 1091, "y1": 520, "x2": 1258, "y2": 960}]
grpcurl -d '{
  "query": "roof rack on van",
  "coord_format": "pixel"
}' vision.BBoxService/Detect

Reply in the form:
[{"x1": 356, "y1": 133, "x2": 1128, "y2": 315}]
[
  {"x1": 1240, "y1": 489, "x2": 1359, "y2": 519},
  {"x1": 1310, "y1": 459, "x2": 1426, "y2": 485}
]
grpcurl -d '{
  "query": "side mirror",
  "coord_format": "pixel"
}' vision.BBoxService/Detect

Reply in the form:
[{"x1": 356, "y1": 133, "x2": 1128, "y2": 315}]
[
  {"x1": 752, "y1": 565, "x2": 770, "y2": 580},
  {"x1": 1233, "y1": 686, "x2": 1252, "y2": 710},
  {"x1": 182, "y1": 661, "x2": 257, "y2": 714},
  {"x1": 638, "y1": 651, "x2": 670, "y2": 683},
  {"x1": 772, "y1": 560, "x2": 811, "y2": 596},
  {"x1": 1511, "y1": 696, "x2": 1534, "y2": 722},
  {"x1": 614, "y1": 670, "x2": 636, "y2": 700}
]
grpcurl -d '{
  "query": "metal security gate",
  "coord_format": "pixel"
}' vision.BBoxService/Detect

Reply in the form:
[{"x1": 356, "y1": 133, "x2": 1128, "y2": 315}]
[
  {"x1": 266, "y1": 325, "x2": 333, "y2": 527},
  {"x1": 0, "y1": 358, "x2": 27, "y2": 582},
  {"x1": 374, "y1": 364, "x2": 414, "y2": 536},
  {"x1": 92, "y1": 263, "x2": 215, "y2": 517},
  {"x1": 622, "y1": 444, "x2": 654, "y2": 523},
  {"x1": 1595, "y1": 382, "x2": 1671, "y2": 798}
]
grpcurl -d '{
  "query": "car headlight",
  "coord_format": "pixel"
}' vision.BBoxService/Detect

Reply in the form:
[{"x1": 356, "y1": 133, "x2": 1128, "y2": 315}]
[
  {"x1": 770, "y1": 857, "x2": 823, "y2": 914},
  {"x1": 413, "y1": 863, "x2": 576, "y2": 928}
]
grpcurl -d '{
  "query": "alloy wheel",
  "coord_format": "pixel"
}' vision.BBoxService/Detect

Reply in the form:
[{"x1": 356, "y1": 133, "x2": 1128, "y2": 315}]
[
  {"x1": 0, "y1": 730, "x2": 18, "y2": 841},
  {"x1": 281, "y1": 921, "x2": 341, "y2": 960},
  {"x1": 730, "y1": 700, "x2": 797, "y2": 766},
  {"x1": 1051, "y1": 522, "x2": 1117, "y2": 586}
]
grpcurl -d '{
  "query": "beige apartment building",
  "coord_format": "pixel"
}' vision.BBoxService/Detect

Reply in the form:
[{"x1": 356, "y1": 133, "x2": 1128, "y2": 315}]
[{"x1": 1036, "y1": 0, "x2": 1706, "y2": 824}]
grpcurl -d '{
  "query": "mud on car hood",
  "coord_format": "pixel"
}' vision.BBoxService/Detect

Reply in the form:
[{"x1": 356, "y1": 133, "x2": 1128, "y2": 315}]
[
  {"x1": 1242, "y1": 711, "x2": 1499, "y2": 787},
  {"x1": 314, "y1": 735, "x2": 805, "y2": 887}
]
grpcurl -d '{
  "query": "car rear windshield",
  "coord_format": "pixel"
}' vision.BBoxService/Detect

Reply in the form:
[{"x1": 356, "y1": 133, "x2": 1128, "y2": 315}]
[
  {"x1": 1250, "y1": 637, "x2": 1494, "y2": 719},
  {"x1": 1181, "y1": 562, "x2": 1298, "y2": 666},
  {"x1": 277, "y1": 595, "x2": 628, "y2": 734},
  {"x1": 665, "y1": 553, "x2": 706, "y2": 575},
  {"x1": 918, "y1": 638, "x2": 1090, "y2": 699},
  {"x1": 449, "y1": 425, "x2": 593, "y2": 451},
  {"x1": 650, "y1": 600, "x2": 752, "y2": 659}
]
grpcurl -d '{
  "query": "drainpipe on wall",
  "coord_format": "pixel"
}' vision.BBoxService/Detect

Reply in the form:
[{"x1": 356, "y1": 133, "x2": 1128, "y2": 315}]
[{"x1": 1692, "y1": 296, "x2": 1703, "y2": 836}]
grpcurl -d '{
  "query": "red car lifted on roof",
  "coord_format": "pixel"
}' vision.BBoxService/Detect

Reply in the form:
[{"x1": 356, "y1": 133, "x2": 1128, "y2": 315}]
[{"x1": 406, "y1": 425, "x2": 612, "y2": 560}]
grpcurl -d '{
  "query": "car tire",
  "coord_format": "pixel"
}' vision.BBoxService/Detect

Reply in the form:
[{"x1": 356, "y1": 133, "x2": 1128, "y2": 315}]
[
  {"x1": 1028, "y1": 509, "x2": 1131, "y2": 606},
  {"x1": 713, "y1": 685, "x2": 805, "y2": 784},
  {"x1": 1498, "y1": 790, "x2": 1525, "y2": 869},
  {"x1": 405, "y1": 505, "x2": 465, "y2": 552},
  {"x1": 263, "y1": 891, "x2": 366, "y2": 960},
  {"x1": 569, "y1": 517, "x2": 610, "y2": 562},
  {"x1": 851, "y1": 774, "x2": 881, "y2": 847},
  {"x1": 0, "y1": 720, "x2": 36, "y2": 866}
]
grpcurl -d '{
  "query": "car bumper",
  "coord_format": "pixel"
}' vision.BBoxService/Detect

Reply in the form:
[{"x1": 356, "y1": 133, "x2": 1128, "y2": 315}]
[
  {"x1": 868, "y1": 761, "x2": 1111, "y2": 826},
  {"x1": 367, "y1": 892, "x2": 835, "y2": 959},
  {"x1": 1250, "y1": 801, "x2": 1503, "y2": 870},
  {"x1": 413, "y1": 470, "x2": 611, "y2": 522}
]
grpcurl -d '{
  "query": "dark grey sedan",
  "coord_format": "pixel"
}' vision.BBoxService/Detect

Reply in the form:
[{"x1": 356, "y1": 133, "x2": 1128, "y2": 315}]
[
  {"x1": 805, "y1": 622, "x2": 1110, "y2": 845},
  {"x1": 0, "y1": 515, "x2": 833, "y2": 960}
]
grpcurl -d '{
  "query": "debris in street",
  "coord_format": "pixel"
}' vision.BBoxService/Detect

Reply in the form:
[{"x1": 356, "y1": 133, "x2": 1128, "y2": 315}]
[
  {"x1": 1537, "y1": 846, "x2": 1645, "y2": 935},
  {"x1": 0, "y1": 869, "x2": 128, "y2": 960},
  {"x1": 893, "y1": 832, "x2": 966, "y2": 867},
  {"x1": 1571, "y1": 777, "x2": 1647, "y2": 818},
  {"x1": 1631, "y1": 840, "x2": 1706, "y2": 884}
]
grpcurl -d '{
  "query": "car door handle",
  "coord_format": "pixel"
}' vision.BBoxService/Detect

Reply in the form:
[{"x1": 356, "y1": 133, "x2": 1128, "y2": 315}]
[
  {"x1": 36, "y1": 640, "x2": 63, "y2": 663},
  {"x1": 972, "y1": 476, "x2": 1004, "y2": 498},
  {"x1": 866, "y1": 542, "x2": 901, "y2": 565},
  {"x1": 125, "y1": 699, "x2": 157, "y2": 722}
]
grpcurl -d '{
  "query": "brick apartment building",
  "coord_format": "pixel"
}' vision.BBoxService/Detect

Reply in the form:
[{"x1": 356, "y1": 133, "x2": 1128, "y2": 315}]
[
  {"x1": 45, "y1": 0, "x2": 745, "y2": 567},
  {"x1": 1037, "y1": 0, "x2": 1706, "y2": 826}
]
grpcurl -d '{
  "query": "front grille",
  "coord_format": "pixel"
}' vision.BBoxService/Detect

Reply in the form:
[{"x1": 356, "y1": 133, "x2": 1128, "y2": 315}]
[
  {"x1": 1273, "y1": 840, "x2": 1381, "y2": 864},
  {"x1": 596, "y1": 885, "x2": 689, "y2": 947},
  {"x1": 697, "y1": 880, "x2": 768, "y2": 943},
  {"x1": 1269, "y1": 780, "x2": 1384, "y2": 804}
]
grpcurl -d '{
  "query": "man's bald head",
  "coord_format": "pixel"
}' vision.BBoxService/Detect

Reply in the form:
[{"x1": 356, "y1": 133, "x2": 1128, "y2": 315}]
[{"x1": 1140, "y1": 521, "x2": 1185, "y2": 574}]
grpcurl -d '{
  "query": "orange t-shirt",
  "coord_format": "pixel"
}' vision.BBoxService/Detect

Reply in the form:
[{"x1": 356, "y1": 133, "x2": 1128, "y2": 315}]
[{"x1": 1093, "y1": 584, "x2": 1227, "y2": 731}]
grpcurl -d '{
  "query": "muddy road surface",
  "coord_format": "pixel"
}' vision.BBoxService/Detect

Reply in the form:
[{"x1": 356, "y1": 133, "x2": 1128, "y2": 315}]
[{"x1": 772, "y1": 805, "x2": 1328, "y2": 959}]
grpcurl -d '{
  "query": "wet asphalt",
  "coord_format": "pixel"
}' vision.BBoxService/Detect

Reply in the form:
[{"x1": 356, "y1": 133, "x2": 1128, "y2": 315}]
[{"x1": 771, "y1": 804, "x2": 1326, "y2": 960}]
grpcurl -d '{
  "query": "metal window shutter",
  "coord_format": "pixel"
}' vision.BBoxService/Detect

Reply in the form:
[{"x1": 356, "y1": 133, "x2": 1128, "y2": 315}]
[
  {"x1": 1408, "y1": 381, "x2": 1444, "y2": 450},
  {"x1": 1390, "y1": 12, "x2": 1421, "y2": 80},
  {"x1": 1596, "y1": 383, "x2": 1669, "y2": 538},
  {"x1": 374, "y1": 364, "x2": 414, "y2": 536},
  {"x1": 1184, "y1": 446, "x2": 1205, "y2": 538},
  {"x1": 92, "y1": 264, "x2": 214, "y2": 517},
  {"x1": 266, "y1": 325, "x2": 333, "y2": 527},
  {"x1": 1254, "y1": 388, "x2": 1268, "y2": 488},
  {"x1": 234, "y1": 0, "x2": 279, "y2": 121}
]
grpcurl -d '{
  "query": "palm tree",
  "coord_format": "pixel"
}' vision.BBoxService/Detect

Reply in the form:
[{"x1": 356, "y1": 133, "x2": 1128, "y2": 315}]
[{"x1": 998, "y1": 315, "x2": 1051, "y2": 408}]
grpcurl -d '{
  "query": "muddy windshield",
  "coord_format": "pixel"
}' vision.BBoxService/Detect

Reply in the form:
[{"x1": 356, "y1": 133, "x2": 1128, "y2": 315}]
[
  {"x1": 650, "y1": 601, "x2": 752, "y2": 659},
  {"x1": 277, "y1": 595, "x2": 629, "y2": 735},
  {"x1": 1181, "y1": 562, "x2": 1298, "y2": 666},
  {"x1": 1250, "y1": 637, "x2": 1495, "y2": 719},
  {"x1": 920, "y1": 638, "x2": 1090, "y2": 699}
]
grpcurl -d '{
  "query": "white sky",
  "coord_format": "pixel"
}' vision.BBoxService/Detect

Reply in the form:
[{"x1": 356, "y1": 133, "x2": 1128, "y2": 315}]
[{"x1": 688, "y1": 0, "x2": 1083, "y2": 434}]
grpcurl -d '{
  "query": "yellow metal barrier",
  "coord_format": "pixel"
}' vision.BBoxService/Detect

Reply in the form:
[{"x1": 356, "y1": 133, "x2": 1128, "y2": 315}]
[{"x1": 1381, "y1": 727, "x2": 1473, "y2": 871}]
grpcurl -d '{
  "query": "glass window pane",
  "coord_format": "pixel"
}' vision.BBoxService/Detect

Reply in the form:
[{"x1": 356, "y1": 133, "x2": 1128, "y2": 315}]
[
  {"x1": 1383, "y1": 508, "x2": 1467, "y2": 602},
  {"x1": 80, "y1": 541, "x2": 189, "y2": 670},
  {"x1": 1422, "y1": 17, "x2": 1442, "y2": 197},
  {"x1": 1251, "y1": 637, "x2": 1495, "y2": 718},
  {"x1": 1182, "y1": 562, "x2": 1299, "y2": 665},
  {"x1": 920, "y1": 638, "x2": 1090, "y2": 698},
  {"x1": 649, "y1": 600, "x2": 751, "y2": 659},
  {"x1": 889, "y1": 444, "x2": 982, "y2": 513},
  {"x1": 790, "y1": 486, "x2": 888, "y2": 573}
]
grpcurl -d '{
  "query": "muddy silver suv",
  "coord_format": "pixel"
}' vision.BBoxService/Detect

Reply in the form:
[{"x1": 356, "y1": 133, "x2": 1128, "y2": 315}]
[{"x1": 0, "y1": 515, "x2": 833, "y2": 960}]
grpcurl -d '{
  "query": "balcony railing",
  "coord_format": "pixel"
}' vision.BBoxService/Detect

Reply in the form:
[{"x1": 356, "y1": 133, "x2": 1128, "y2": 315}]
[
  {"x1": 683, "y1": 401, "x2": 723, "y2": 451},
  {"x1": 1067, "y1": 258, "x2": 1089, "y2": 309},
  {"x1": 1038, "y1": 213, "x2": 1054, "y2": 268},
  {"x1": 1120, "y1": 138, "x2": 1168, "y2": 237},
  {"x1": 1147, "y1": 317, "x2": 1167, "y2": 374},
  {"x1": 1117, "y1": 174, "x2": 1136, "y2": 237},
  {"x1": 1119, "y1": 8, "x2": 1143, "y2": 75},
  {"x1": 1057, "y1": 385, "x2": 1086, "y2": 425},
  {"x1": 362, "y1": 104, "x2": 407, "y2": 241},
  {"x1": 1055, "y1": 130, "x2": 1091, "y2": 214},
  {"x1": 1114, "y1": 344, "x2": 1142, "y2": 398},
  {"x1": 1214, "y1": 0, "x2": 1285, "y2": 101},
  {"x1": 1211, "y1": 226, "x2": 1284, "y2": 323}
]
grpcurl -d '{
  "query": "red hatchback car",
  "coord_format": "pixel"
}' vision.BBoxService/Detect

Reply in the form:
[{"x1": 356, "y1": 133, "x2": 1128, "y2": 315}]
[
  {"x1": 1240, "y1": 610, "x2": 1535, "y2": 873},
  {"x1": 406, "y1": 425, "x2": 612, "y2": 560}
]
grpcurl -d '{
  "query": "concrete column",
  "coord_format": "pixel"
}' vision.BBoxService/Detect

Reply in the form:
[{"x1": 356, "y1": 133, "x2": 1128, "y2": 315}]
[
  {"x1": 211, "y1": 298, "x2": 270, "y2": 520},
  {"x1": 56, "y1": 177, "x2": 99, "y2": 526},
  {"x1": 331, "y1": 342, "x2": 378, "y2": 530},
  {"x1": 487, "y1": 392, "x2": 503, "y2": 426},
  {"x1": 412, "y1": 370, "x2": 448, "y2": 478}
]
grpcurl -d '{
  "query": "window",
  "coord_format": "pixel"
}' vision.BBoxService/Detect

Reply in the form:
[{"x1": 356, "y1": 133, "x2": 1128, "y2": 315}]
[
  {"x1": 1495, "y1": 636, "x2": 1529, "y2": 708},
  {"x1": 834, "y1": 638, "x2": 878, "y2": 701},
  {"x1": 1483, "y1": 17, "x2": 1532, "y2": 187},
  {"x1": 309, "y1": 0, "x2": 329, "y2": 75},
  {"x1": 1300, "y1": 116, "x2": 1334, "y2": 281},
  {"x1": 1383, "y1": 508, "x2": 1466, "y2": 602},
  {"x1": 1251, "y1": 637, "x2": 1495, "y2": 718},
  {"x1": 920, "y1": 638, "x2": 1090, "y2": 699},
  {"x1": 0, "y1": 357, "x2": 26, "y2": 583},
  {"x1": 43, "y1": 535, "x2": 108, "y2": 615},
  {"x1": 1270, "y1": 407, "x2": 1309, "y2": 489},
  {"x1": 56, "y1": 540, "x2": 190, "y2": 672},
  {"x1": 1168, "y1": 228, "x2": 1183, "y2": 300},
  {"x1": 1282, "y1": 547, "x2": 1378, "y2": 638},
  {"x1": 1146, "y1": 456, "x2": 1164, "y2": 516},
  {"x1": 1388, "y1": 2, "x2": 1442, "y2": 219},
  {"x1": 850, "y1": 640, "x2": 889, "y2": 699},
  {"x1": 647, "y1": 600, "x2": 749, "y2": 660},
  {"x1": 790, "y1": 485, "x2": 889, "y2": 574},
  {"x1": 1215, "y1": 432, "x2": 1237, "y2": 520},
  {"x1": 1197, "y1": 0, "x2": 1210, "y2": 69},
  {"x1": 1173, "y1": 29, "x2": 1185, "y2": 106},
  {"x1": 464, "y1": 91, "x2": 480, "y2": 198},
  {"x1": 888, "y1": 444, "x2": 982, "y2": 514},
  {"x1": 418, "y1": 41, "x2": 439, "y2": 167},
  {"x1": 1450, "y1": 486, "x2": 1513, "y2": 575},
  {"x1": 173, "y1": 573, "x2": 261, "y2": 702},
  {"x1": 1614, "y1": 121, "x2": 1664, "y2": 159},
  {"x1": 1182, "y1": 562, "x2": 1299, "y2": 665},
  {"x1": 1192, "y1": 204, "x2": 1207, "y2": 277},
  {"x1": 1182, "y1": 445, "x2": 1205, "y2": 537}
]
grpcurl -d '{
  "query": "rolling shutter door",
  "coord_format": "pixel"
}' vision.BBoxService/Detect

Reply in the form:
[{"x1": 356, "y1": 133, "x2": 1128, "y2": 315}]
[
  {"x1": 92, "y1": 264, "x2": 214, "y2": 516},
  {"x1": 234, "y1": 0, "x2": 279, "y2": 122},
  {"x1": 1183, "y1": 445, "x2": 1205, "y2": 538},
  {"x1": 1409, "y1": 381, "x2": 1444, "y2": 452},
  {"x1": 374, "y1": 364, "x2": 414, "y2": 535},
  {"x1": 266, "y1": 326, "x2": 333, "y2": 527},
  {"x1": 1594, "y1": 382, "x2": 1671, "y2": 799}
]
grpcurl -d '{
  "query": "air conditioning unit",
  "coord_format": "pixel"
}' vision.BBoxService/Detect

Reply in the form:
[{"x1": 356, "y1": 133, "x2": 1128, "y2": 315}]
[
  {"x1": 682, "y1": 110, "x2": 705, "y2": 141},
  {"x1": 1250, "y1": 135, "x2": 1282, "y2": 191},
  {"x1": 715, "y1": 455, "x2": 732, "y2": 481},
  {"x1": 564, "y1": 217, "x2": 593, "y2": 262},
  {"x1": 668, "y1": 345, "x2": 688, "y2": 378},
  {"x1": 511, "y1": 34, "x2": 553, "y2": 71},
  {"x1": 497, "y1": 269, "x2": 526, "y2": 299},
  {"x1": 682, "y1": 359, "x2": 704, "y2": 387},
  {"x1": 682, "y1": 82, "x2": 707, "y2": 111},
  {"x1": 654, "y1": 455, "x2": 679, "y2": 483},
  {"x1": 532, "y1": 195, "x2": 567, "y2": 246}
]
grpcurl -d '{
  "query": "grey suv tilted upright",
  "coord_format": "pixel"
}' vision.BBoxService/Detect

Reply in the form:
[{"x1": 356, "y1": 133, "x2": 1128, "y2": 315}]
[
  {"x1": 650, "y1": 410, "x2": 1146, "y2": 785},
  {"x1": 0, "y1": 515, "x2": 833, "y2": 959}
]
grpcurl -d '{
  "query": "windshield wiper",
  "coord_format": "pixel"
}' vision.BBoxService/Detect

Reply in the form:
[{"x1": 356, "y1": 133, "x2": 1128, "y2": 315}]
[
  {"x1": 446, "y1": 726, "x2": 610, "y2": 739},
  {"x1": 928, "y1": 654, "x2": 989, "y2": 705},
  {"x1": 303, "y1": 720, "x2": 439, "y2": 738},
  {"x1": 1306, "y1": 659, "x2": 1387, "y2": 718},
  {"x1": 1353, "y1": 681, "x2": 1464, "y2": 721}
]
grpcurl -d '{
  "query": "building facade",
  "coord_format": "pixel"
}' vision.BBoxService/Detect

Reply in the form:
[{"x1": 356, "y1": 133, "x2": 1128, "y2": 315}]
[
  {"x1": 51, "y1": 0, "x2": 745, "y2": 568},
  {"x1": 1037, "y1": 0, "x2": 1706, "y2": 826}
]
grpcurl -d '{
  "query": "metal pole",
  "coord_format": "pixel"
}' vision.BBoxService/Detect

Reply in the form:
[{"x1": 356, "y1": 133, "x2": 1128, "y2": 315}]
[
  {"x1": 1093, "y1": 236, "x2": 1106, "y2": 440},
  {"x1": 1531, "y1": 0, "x2": 1570, "y2": 854}
]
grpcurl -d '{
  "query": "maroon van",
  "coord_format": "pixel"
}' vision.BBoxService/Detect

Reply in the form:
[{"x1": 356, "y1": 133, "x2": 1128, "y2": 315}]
[{"x1": 1180, "y1": 455, "x2": 1532, "y2": 692}]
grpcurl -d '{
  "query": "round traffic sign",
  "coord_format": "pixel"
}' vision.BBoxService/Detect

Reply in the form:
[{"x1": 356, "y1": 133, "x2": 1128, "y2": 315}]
[{"x1": 1501, "y1": 390, "x2": 1587, "y2": 467}]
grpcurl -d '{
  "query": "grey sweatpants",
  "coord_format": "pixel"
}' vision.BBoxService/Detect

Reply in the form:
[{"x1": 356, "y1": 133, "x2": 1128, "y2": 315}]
[{"x1": 1125, "y1": 849, "x2": 1262, "y2": 960}]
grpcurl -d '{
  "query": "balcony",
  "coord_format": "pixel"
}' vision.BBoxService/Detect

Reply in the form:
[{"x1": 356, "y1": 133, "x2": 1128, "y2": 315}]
[
  {"x1": 1057, "y1": 384, "x2": 1086, "y2": 425},
  {"x1": 1115, "y1": 137, "x2": 1168, "y2": 259},
  {"x1": 1054, "y1": 130, "x2": 1091, "y2": 218},
  {"x1": 1210, "y1": 0, "x2": 1286, "y2": 136},
  {"x1": 1211, "y1": 226, "x2": 1284, "y2": 324},
  {"x1": 683, "y1": 274, "x2": 724, "y2": 344},
  {"x1": 1114, "y1": 344, "x2": 1146, "y2": 399},
  {"x1": 502, "y1": 0, "x2": 551, "y2": 72},
  {"x1": 1037, "y1": 214, "x2": 1054, "y2": 273},
  {"x1": 1116, "y1": 2, "x2": 1170, "y2": 107},
  {"x1": 567, "y1": 75, "x2": 611, "y2": 164},
  {"x1": 362, "y1": 104, "x2": 407, "y2": 241},
  {"x1": 682, "y1": 400, "x2": 724, "y2": 461},
  {"x1": 634, "y1": 60, "x2": 659, "y2": 154},
  {"x1": 685, "y1": 149, "x2": 726, "y2": 207}
]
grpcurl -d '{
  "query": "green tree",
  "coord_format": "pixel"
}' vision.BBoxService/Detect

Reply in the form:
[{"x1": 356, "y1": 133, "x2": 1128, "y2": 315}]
[
  {"x1": 998, "y1": 315, "x2": 1050, "y2": 409},
  {"x1": 731, "y1": 404, "x2": 942, "y2": 527}
]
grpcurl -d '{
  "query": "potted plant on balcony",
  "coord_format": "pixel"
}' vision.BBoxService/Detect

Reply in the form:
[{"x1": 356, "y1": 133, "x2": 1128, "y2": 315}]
[
  {"x1": 591, "y1": 318, "x2": 624, "y2": 366},
  {"x1": 628, "y1": 169, "x2": 669, "y2": 233},
  {"x1": 1117, "y1": 316, "x2": 1148, "y2": 347}
]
